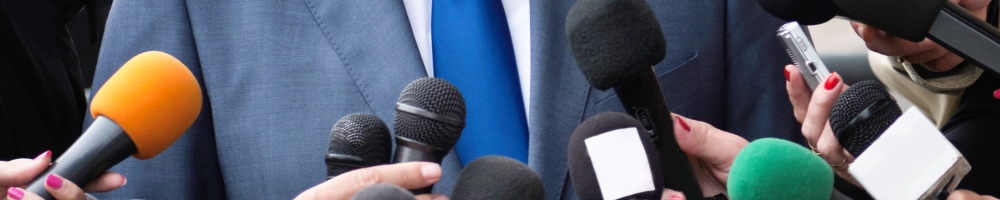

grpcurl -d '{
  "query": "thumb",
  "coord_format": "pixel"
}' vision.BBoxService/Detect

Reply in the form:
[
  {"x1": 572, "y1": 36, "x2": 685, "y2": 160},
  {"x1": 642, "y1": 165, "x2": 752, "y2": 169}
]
[
  {"x1": 671, "y1": 114, "x2": 748, "y2": 167},
  {"x1": 0, "y1": 151, "x2": 52, "y2": 187}
]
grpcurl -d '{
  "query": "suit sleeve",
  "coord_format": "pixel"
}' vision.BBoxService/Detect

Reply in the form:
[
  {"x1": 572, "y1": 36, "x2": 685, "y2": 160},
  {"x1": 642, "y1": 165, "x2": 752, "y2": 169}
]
[{"x1": 86, "y1": 0, "x2": 226, "y2": 198}]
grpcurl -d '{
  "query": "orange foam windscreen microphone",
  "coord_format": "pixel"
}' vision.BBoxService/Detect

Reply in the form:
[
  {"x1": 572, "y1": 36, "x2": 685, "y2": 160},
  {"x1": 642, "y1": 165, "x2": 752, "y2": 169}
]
[{"x1": 25, "y1": 51, "x2": 202, "y2": 199}]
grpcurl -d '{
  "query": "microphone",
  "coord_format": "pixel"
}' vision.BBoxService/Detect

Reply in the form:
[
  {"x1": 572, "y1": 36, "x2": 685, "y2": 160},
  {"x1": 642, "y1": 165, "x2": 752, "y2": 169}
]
[
  {"x1": 565, "y1": 0, "x2": 702, "y2": 197},
  {"x1": 392, "y1": 77, "x2": 466, "y2": 194},
  {"x1": 25, "y1": 51, "x2": 203, "y2": 200},
  {"x1": 756, "y1": 0, "x2": 1000, "y2": 73},
  {"x1": 849, "y1": 107, "x2": 970, "y2": 199},
  {"x1": 350, "y1": 183, "x2": 416, "y2": 200},
  {"x1": 829, "y1": 80, "x2": 903, "y2": 157},
  {"x1": 451, "y1": 156, "x2": 544, "y2": 200},
  {"x1": 727, "y1": 138, "x2": 834, "y2": 200},
  {"x1": 326, "y1": 113, "x2": 392, "y2": 179},
  {"x1": 567, "y1": 112, "x2": 664, "y2": 200}
]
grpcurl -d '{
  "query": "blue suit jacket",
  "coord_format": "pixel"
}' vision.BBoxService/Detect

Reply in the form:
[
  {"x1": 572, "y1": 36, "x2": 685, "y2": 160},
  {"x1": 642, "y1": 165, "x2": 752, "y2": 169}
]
[{"x1": 89, "y1": 0, "x2": 801, "y2": 199}]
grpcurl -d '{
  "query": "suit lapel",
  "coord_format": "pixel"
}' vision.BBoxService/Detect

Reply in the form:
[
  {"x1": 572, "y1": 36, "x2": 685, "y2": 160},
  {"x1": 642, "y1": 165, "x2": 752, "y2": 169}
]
[
  {"x1": 301, "y1": 0, "x2": 426, "y2": 122},
  {"x1": 529, "y1": 1, "x2": 591, "y2": 200}
]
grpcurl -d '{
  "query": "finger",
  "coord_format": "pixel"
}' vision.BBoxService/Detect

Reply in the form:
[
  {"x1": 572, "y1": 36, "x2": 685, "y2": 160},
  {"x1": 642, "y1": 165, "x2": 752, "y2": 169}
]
[
  {"x1": 816, "y1": 121, "x2": 854, "y2": 170},
  {"x1": 948, "y1": 189, "x2": 993, "y2": 200},
  {"x1": 802, "y1": 73, "x2": 845, "y2": 147},
  {"x1": 43, "y1": 174, "x2": 86, "y2": 200},
  {"x1": 0, "y1": 151, "x2": 51, "y2": 187},
  {"x1": 922, "y1": 53, "x2": 966, "y2": 72},
  {"x1": 415, "y1": 194, "x2": 448, "y2": 200},
  {"x1": 7, "y1": 187, "x2": 42, "y2": 200},
  {"x1": 901, "y1": 43, "x2": 950, "y2": 64},
  {"x1": 672, "y1": 114, "x2": 748, "y2": 170},
  {"x1": 852, "y1": 23, "x2": 878, "y2": 42},
  {"x1": 295, "y1": 162, "x2": 441, "y2": 200},
  {"x1": 785, "y1": 64, "x2": 812, "y2": 123},
  {"x1": 662, "y1": 188, "x2": 685, "y2": 200},
  {"x1": 81, "y1": 172, "x2": 126, "y2": 193}
]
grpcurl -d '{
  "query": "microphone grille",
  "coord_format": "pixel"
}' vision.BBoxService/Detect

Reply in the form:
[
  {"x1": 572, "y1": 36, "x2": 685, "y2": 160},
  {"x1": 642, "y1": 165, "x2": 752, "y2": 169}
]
[
  {"x1": 350, "y1": 183, "x2": 416, "y2": 200},
  {"x1": 328, "y1": 113, "x2": 392, "y2": 163},
  {"x1": 394, "y1": 78, "x2": 466, "y2": 150},
  {"x1": 566, "y1": 0, "x2": 666, "y2": 90},
  {"x1": 830, "y1": 80, "x2": 902, "y2": 156}
]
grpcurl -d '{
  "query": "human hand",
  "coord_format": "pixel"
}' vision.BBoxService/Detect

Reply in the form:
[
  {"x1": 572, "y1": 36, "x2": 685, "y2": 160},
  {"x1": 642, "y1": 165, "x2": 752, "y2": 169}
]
[
  {"x1": 949, "y1": 189, "x2": 999, "y2": 200},
  {"x1": 850, "y1": 0, "x2": 992, "y2": 72},
  {"x1": 2, "y1": 151, "x2": 127, "y2": 200},
  {"x1": 670, "y1": 114, "x2": 750, "y2": 198},
  {"x1": 785, "y1": 65, "x2": 858, "y2": 184},
  {"x1": 294, "y1": 162, "x2": 447, "y2": 200}
]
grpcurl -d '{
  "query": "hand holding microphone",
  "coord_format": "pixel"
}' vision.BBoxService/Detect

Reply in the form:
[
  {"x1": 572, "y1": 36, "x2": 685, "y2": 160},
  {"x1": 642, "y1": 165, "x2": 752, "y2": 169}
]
[
  {"x1": 785, "y1": 66, "x2": 855, "y2": 174},
  {"x1": 295, "y1": 162, "x2": 447, "y2": 200},
  {"x1": 2, "y1": 152, "x2": 125, "y2": 200}
]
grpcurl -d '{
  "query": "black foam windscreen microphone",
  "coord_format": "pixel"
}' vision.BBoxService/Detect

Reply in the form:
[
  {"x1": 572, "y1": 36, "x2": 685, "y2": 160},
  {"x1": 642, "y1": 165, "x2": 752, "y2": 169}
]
[
  {"x1": 393, "y1": 77, "x2": 466, "y2": 194},
  {"x1": 756, "y1": 0, "x2": 841, "y2": 25},
  {"x1": 326, "y1": 113, "x2": 392, "y2": 179},
  {"x1": 566, "y1": 0, "x2": 701, "y2": 197},
  {"x1": 350, "y1": 183, "x2": 417, "y2": 200},
  {"x1": 451, "y1": 156, "x2": 544, "y2": 200},
  {"x1": 829, "y1": 80, "x2": 902, "y2": 157},
  {"x1": 568, "y1": 112, "x2": 664, "y2": 200}
]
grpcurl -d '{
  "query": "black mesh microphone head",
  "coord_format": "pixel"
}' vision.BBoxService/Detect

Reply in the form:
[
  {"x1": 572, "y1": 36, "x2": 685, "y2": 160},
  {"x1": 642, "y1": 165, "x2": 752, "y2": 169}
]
[
  {"x1": 350, "y1": 183, "x2": 416, "y2": 200},
  {"x1": 394, "y1": 77, "x2": 466, "y2": 151},
  {"x1": 327, "y1": 113, "x2": 392, "y2": 177},
  {"x1": 451, "y1": 156, "x2": 544, "y2": 200},
  {"x1": 830, "y1": 80, "x2": 902, "y2": 157},
  {"x1": 567, "y1": 112, "x2": 663, "y2": 200},
  {"x1": 756, "y1": 0, "x2": 840, "y2": 25},
  {"x1": 566, "y1": 0, "x2": 666, "y2": 90}
]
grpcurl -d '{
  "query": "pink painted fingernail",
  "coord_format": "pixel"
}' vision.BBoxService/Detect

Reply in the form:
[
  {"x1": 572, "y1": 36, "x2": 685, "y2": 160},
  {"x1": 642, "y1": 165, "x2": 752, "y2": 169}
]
[
  {"x1": 34, "y1": 150, "x2": 51, "y2": 161},
  {"x1": 676, "y1": 116, "x2": 691, "y2": 132},
  {"x1": 993, "y1": 88, "x2": 999, "y2": 100},
  {"x1": 669, "y1": 195, "x2": 684, "y2": 200},
  {"x1": 46, "y1": 174, "x2": 63, "y2": 189},
  {"x1": 7, "y1": 187, "x2": 24, "y2": 200}
]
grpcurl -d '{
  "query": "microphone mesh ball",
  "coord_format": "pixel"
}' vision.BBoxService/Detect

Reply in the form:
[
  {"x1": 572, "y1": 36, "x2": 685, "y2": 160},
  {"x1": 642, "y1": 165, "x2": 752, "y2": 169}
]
[
  {"x1": 394, "y1": 77, "x2": 466, "y2": 150},
  {"x1": 566, "y1": 0, "x2": 666, "y2": 90},
  {"x1": 830, "y1": 80, "x2": 901, "y2": 157},
  {"x1": 328, "y1": 113, "x2": 392, "y2": 175}
]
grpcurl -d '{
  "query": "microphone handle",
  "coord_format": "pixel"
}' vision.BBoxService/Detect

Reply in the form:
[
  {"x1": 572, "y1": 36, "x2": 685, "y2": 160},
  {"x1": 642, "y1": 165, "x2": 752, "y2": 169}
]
[
  {"x1": 926, "y1": 1, "x2": 1000, "y2": 74},
  {"x1": 613, "y1": 68, "x2": 703, "y2": 198},
  {"x1": 25, "y1": 116, "x2": 137, "y2": 200},
  {"x1": 392, "y1": 137, "x2": 447, "y2": 194}
]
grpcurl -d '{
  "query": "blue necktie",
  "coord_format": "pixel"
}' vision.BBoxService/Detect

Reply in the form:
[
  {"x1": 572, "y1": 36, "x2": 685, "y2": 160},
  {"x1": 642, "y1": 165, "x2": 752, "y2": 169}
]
[{"x1": 432, "y1": 0, "x2": 529, "y2": 165}]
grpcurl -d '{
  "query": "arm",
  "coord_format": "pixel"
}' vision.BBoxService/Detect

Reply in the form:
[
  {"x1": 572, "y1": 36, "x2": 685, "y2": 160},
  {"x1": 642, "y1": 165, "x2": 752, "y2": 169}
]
[{"x1": 87, "y1": 0, "x2": 225, "y2": 198}]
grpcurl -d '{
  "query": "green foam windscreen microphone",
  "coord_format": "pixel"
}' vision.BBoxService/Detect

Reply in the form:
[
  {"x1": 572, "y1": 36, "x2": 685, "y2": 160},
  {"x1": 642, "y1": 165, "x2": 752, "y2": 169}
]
[{"x1": 728, "y1": 138, "x2": 834, "y2": 200}]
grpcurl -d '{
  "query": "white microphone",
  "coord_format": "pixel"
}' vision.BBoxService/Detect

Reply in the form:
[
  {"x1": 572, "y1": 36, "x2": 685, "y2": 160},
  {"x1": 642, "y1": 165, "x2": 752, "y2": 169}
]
[{"x1": 849, "y1": 107, "x2": 971, "y2": 199}]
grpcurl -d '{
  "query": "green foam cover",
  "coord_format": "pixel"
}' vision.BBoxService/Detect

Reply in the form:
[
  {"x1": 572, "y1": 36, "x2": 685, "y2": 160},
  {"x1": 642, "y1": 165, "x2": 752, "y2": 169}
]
[{"x1": 727, "y1": 138, "x2": 834, "y2": 200}]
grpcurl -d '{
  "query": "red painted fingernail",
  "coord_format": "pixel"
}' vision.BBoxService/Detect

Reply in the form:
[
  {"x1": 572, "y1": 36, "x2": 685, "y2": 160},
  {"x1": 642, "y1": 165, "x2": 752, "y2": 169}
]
[
  {"x1": 676, "y1": 116, "x2": 690, "y2": 132},
  {"x1": 34, "y1": 150, "x2": 50, "y2": 161},
  {"x1": 784, "y1": 67, "x2": 790, "y2": 82},
  {"x1": 993, "y1": 89, "x2": 999, "y2": 100},
  {"x1": 46, "y1": 174, "x2": 63, "y2": 189},
  {"x1": 7, "y1": 187, "x2": 24, "y2": 200},
  {"x1": 824, "y1": 74, "x2": 840, "y2": 90},
  {"x1": 669, "y1": 195, "x2": 683, "y2": 200}
]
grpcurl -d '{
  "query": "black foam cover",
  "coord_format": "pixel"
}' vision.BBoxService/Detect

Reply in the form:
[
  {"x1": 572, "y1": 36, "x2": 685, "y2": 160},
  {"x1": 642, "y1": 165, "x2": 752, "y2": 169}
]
[
  {"x1": 755, "y1": 0, "x2": 840, "y2": 25},
  {"x1": 567, "y1": 112, "x2": 663, "y2": 200},
  {"x1": 566, "y1": 0, "x2": 665, "y2": 90},
  {"x1": 327, "y1": 113, "x2": 392, "y2": 177},
  {"x1": 830, "y1": 80, "x2": 902, "y2": 157},
  {"x1": 451, "y1": 156, "x2": 544, "y2": 200},
  {"x1": 349, "y1": 183, "x2": 417, "y2": 200},
  {"x1": 394, "y1": 77, "x2": 466, "y2": 150},
  {"x1": 832, "y1": 0, "x2": 946, "y2": 41}
]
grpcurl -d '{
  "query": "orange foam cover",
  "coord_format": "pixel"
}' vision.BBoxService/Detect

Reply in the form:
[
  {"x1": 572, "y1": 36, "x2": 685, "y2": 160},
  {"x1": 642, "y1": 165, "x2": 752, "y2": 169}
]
[{"x1": 90, "y1": 51, "x2": 202, "y2": 160}]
